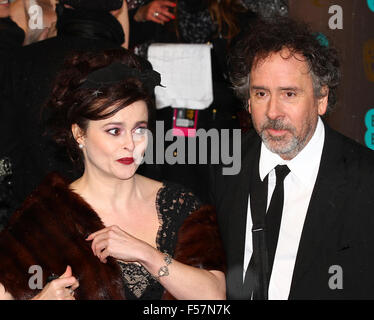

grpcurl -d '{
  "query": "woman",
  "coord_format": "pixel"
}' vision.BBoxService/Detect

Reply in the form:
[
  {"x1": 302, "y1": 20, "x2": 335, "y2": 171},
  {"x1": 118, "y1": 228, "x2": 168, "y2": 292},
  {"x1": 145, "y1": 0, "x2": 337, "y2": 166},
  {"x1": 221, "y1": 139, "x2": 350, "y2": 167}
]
[{"x1": 0, "y1": 48, "x2": 226, "y2": 300}]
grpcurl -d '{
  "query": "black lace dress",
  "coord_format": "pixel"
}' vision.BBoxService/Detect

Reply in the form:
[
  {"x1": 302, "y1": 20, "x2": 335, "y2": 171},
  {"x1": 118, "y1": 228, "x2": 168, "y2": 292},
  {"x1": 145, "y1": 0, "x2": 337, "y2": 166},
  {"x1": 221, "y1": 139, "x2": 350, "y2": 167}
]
[{"x1": 117, "y1": 181, "x2": 201, "y2": 300}]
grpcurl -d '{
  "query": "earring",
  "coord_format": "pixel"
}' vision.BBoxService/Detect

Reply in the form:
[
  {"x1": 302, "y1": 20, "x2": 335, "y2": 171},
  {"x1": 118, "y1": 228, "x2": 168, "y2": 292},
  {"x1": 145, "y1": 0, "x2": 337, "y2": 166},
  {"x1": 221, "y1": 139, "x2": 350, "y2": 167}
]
[{"x1": 79, "y1": 144, "x2": 84, "y2": 149}]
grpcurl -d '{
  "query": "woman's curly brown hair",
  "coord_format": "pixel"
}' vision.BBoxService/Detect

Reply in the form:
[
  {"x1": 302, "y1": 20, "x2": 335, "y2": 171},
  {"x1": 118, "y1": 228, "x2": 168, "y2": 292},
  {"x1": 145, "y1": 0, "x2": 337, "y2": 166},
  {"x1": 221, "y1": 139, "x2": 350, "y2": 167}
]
[
  {"x1": 42, "y1": 48, "x2": 156, "y2": 169},
  {"x1": 228, "y1": 17, "x2": 341, "y2": 114}
]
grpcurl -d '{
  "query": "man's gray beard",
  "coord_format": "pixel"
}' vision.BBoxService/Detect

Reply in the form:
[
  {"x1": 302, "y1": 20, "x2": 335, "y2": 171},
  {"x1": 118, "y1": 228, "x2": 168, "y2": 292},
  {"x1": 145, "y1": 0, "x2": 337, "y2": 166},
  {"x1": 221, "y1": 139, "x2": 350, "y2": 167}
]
[
  {"x1": 258, "y1": 118, "x2": 314, "y2": 159},
  {"x1": 260, "y1": 131, "x2": 301, "y2": 157}
]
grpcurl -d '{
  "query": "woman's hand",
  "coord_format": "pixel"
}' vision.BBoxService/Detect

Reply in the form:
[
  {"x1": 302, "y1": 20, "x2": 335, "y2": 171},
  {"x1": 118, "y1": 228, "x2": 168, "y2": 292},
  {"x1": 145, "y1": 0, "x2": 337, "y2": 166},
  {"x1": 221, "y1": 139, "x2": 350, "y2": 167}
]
[
  {"x1": 86, "y1": 226, "x2": 226, "y2": 299},
  {"x1": 86, "y1": 225, "x2": 153, "y2": 264},
  {"x1": 31, "y1": 265, "x2": 79, "y2": 300},
  {"x1": 134, "y1": 0, "x2": 176, "y2": 24}
]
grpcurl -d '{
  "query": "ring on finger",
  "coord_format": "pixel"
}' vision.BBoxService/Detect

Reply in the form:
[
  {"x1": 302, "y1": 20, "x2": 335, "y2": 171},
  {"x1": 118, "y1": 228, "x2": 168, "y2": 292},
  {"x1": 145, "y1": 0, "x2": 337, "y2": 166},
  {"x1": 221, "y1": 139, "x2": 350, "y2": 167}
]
[{"x1": 153, "y1": 11, "x2": 159, "y2": 17}]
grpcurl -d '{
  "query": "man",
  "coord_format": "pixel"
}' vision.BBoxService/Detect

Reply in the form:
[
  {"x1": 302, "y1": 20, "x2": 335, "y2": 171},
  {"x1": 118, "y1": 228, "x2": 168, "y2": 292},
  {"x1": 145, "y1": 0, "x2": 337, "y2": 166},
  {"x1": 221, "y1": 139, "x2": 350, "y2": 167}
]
[{"x1": 209, "y1": 18, "x2": 374, "y2": 299}]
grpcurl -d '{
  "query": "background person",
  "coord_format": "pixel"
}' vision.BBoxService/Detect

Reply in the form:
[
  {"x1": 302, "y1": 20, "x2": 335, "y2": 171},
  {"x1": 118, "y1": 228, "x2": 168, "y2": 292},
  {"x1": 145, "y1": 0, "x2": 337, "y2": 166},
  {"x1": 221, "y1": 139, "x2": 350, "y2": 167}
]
[
  {"x1": 0, "y1": 0, "x2": 129, "y2": 230},
  {"x1": 0, "y1": 0, "x2": 25, "y2": 55},
  {"x1": 10, "y1": 0, "x2": 58, "y2": 44},
  {"x1": 10, "y1": 0, "x2": 130, "y2": 47},
  {"x1": 127, "y1": 0, "x2": 258, "y2": 204}
]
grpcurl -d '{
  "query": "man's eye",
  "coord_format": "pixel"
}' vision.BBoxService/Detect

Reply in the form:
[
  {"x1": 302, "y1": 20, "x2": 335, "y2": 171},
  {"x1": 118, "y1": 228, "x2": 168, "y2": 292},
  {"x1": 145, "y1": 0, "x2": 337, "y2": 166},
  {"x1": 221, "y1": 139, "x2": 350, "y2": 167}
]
[
  {"x1": 107, "y1": 128, "x2": 121, "y2": 136},
  {"x1": 256, "y1": 91, "x2": 266, "y2": 97},
  {"x1": 285, "y1": 92, "x2": 296, "y2": 97}
]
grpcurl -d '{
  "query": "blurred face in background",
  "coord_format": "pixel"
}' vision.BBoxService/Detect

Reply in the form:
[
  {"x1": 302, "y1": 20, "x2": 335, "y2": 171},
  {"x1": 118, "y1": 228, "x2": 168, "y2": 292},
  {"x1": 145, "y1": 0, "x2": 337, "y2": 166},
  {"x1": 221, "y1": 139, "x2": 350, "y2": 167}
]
[{"x1": 0, "y1": 0, "x2": 10, "y2": 18}]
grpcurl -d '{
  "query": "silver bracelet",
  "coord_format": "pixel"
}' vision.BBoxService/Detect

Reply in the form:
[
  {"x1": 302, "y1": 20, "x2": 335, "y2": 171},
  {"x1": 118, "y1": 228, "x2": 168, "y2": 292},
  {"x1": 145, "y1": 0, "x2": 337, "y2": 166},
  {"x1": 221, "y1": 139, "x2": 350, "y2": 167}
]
[{"x1": 153, "y1": 253, "x2": 172, "y2": 281}]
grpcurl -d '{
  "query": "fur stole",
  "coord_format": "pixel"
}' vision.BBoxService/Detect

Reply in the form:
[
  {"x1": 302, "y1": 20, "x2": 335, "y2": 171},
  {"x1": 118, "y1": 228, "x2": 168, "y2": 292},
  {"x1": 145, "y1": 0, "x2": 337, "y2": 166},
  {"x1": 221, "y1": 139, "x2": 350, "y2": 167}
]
[{"x1": 0, "y1": 173, "x2": 225, "y2": 300}]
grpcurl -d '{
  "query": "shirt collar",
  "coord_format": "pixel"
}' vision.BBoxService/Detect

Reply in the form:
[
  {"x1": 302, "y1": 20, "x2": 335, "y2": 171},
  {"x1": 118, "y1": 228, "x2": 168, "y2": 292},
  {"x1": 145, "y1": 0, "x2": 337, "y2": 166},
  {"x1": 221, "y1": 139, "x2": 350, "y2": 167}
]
[{"x1": 259, "y1": 117, "x2": 325, "y2": 187}]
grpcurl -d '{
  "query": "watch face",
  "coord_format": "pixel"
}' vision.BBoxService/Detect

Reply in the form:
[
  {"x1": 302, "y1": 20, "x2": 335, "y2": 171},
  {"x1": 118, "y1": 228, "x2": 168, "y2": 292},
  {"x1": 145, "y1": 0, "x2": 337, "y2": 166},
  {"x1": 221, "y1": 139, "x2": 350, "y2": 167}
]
[{"x1": 158, "y1": 266, "x2": 169, "y2": 277}]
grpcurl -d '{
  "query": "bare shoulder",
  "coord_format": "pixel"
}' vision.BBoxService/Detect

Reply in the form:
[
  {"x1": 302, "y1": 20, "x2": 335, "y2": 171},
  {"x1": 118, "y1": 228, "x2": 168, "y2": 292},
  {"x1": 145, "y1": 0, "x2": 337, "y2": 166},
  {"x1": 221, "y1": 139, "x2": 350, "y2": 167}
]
[
  {"x1": 0, "y1": 283, "x2": 14, "y2": 300},
  {"x1": 135, "y1": 174, "x2": 164, "y2": 200}
]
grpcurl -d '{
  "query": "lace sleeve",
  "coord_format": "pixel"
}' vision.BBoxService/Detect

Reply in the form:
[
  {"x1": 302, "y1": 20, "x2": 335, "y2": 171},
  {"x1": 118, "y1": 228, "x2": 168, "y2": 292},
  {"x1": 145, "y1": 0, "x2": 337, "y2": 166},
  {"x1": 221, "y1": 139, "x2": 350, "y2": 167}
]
[
  {"x1": 117, "y1": 181, "x2": 202, "y2": 300},
  {"x1": 177, "y1": 188, "x2": 202, "y2": 217},
  {"x1": 156, "y1": 182, "x2": 202, "y2": 255}
]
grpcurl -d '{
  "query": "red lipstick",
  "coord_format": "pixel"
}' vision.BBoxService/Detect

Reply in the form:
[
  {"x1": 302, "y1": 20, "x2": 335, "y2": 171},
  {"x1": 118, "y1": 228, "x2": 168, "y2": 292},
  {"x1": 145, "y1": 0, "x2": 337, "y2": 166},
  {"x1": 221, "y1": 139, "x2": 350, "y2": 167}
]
[{"x1": 117, "y1": 157, "x2": 134, "y2": 165}]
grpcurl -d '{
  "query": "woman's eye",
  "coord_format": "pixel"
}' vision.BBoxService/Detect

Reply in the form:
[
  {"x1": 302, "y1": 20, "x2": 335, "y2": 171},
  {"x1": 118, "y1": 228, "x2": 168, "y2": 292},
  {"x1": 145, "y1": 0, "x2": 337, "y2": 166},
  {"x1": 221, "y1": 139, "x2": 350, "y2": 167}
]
[
  {"x1": 133, "y1": 127, "x2": 147, "y2": 135},
  {"x1": 107, "y1": 128, "x2": 121, "y2": 136}
]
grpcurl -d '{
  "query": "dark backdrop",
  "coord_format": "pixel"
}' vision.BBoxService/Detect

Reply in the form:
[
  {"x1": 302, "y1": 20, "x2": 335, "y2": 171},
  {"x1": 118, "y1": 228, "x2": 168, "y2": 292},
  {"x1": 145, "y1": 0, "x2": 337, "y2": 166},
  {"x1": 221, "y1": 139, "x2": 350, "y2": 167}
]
[{"x1": 289, "y1": 0, "x2": 374, "y2": 148}]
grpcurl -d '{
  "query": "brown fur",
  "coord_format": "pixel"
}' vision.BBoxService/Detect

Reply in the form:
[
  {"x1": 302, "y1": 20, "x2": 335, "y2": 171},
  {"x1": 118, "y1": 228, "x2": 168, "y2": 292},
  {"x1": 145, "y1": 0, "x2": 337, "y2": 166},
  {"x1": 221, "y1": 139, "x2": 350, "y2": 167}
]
[
  {"x1": 0, "y1": 173, "x2": 225, "y2": 300},
  {"x1": 0, "y1": 173, "x2": 126, "y2": 299}
]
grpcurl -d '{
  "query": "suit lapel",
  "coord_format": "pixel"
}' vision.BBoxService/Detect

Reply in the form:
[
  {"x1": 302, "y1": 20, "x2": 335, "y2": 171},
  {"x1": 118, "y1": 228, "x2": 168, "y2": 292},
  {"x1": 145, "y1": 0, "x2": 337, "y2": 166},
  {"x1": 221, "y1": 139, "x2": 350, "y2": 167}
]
[
  {"x1": 225, "y1": 133, "x2": 261, "y2": 299},
  {"x1": 289, "y1": 125, "x2": 349, "y2": 296}
]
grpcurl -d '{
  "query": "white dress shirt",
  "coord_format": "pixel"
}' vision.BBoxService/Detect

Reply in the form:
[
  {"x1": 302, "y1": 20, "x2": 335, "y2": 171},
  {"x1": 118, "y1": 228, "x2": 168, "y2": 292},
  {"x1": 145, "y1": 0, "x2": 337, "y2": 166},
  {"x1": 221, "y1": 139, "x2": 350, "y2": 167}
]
[{"x1": 243, "y1": 117, "x2": 325, "y2": 299}]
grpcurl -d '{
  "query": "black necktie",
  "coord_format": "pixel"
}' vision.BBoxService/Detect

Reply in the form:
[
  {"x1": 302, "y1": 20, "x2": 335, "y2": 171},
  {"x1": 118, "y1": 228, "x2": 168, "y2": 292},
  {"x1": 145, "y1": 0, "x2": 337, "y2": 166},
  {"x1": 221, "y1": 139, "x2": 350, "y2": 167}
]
[
  {"x1": 244, "y1": 164, "x2": 290, "y2": 300},
  {"x1": 266, "y1": 165, "x2": 290, "y2": 279},
  {"x1": 243, "y1": 161, "x2": 269, "y2": 300}
]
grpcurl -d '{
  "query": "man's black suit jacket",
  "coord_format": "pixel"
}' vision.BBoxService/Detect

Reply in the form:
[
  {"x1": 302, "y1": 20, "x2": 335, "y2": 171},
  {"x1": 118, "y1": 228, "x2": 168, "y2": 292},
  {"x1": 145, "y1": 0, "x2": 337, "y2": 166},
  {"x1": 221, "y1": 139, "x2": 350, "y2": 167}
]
[{"x1": 209, "y1": 123, "x2": 374, "y2": 299}]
